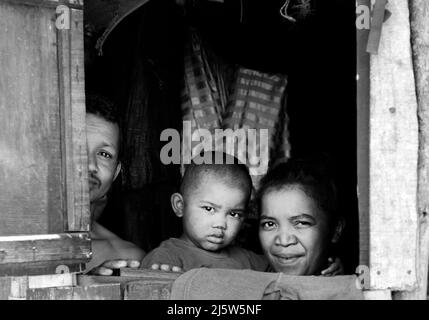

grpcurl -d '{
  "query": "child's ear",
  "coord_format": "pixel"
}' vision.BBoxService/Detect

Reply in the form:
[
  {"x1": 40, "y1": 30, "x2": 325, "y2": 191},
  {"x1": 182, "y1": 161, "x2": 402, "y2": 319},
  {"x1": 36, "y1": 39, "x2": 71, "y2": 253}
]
[
  {"x1": 331, "y1": 218, "x2": 345, "y2": 244},
  {"x1": 171, "y1": 193, "x2": 185, "y2": 218}
]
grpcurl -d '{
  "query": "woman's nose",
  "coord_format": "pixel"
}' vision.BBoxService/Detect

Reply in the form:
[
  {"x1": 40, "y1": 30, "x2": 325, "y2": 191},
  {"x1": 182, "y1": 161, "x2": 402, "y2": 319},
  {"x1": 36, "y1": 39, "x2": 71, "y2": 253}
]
[{"x1": 275, "y1": 229, "x2": 298, "y2": 247}]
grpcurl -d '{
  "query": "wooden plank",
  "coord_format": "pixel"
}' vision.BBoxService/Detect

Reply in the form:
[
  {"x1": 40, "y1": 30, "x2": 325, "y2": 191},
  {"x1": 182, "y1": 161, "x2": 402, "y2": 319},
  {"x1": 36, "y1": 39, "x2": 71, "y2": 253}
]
[
  {"x1": 366, "y1": 0, "x2": 388, "y2": 54},
  {"x1": 63, "y1": 8, "x2": 90, "y2": 232},
  {"x1": 119, "y1": 268, "x2": 182, "y2": 281},
  {"x1": 363, "y1": 290, "x2": 392, "y2": 300},
  {"x1": 0, "y1": 233, "x2": 91, "y2": 265},
  {"x1": 356, "y1": 0, "x2": 371, "y2": 268},
  {"x1": 369, "y1": 0, "x2": 419, "y2": 290},
  {"x1": 124, "y1": 280, "x2": 173, "y2": 300},
  {"x1": 28, "y1": 273, "x2": 76, "y2": 289},
  {"x1": 0, "y1": 277, "x2": 28, "y2": 300},
  {"x1": 0, "y1": 0, "x2": 84, "y2": 9},
  {"x1": 0, "y1": 261, "x2": 84, "y2": 277},
  {"x1": 0, "y1": 1, "x2": 63, "y2": 235},
  {"x1": 396, "y1": 0, "x2": 429, "y2": 300},
  {"x1": 27, "y1": 283, "x2": 121, "y2": 300}
]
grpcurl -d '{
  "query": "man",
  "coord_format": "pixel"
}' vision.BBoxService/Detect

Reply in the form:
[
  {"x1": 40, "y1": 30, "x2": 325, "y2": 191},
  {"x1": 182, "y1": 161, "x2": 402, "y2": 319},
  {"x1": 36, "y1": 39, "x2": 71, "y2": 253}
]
[{"x1": 85, "y1": 94, "x2": 145, "y2": 275}]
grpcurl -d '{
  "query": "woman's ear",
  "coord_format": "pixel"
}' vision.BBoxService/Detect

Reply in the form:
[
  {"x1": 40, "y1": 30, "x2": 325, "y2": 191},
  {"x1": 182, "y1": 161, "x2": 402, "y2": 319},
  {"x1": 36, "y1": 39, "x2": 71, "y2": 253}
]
[
  {"x1": 171, "y1": 193, "x2": 185, "y2": 218},
  {"x1": 331, "y1": 218, "x2": 345, "y2": 244},
  {"x1": 113, "y1": 162, "x2": 122, "y2": 181}
]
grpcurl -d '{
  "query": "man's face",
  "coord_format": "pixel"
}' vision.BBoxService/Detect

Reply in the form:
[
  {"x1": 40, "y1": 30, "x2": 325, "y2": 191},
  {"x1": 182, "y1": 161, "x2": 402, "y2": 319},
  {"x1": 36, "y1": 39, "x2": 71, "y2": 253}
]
[
  {"x1": 259, "y1": 187, "x2": 332, "y2": 275},
  {"x1": 180, "y1": 175, "x2": 248, "y2": 252},
  {"x1": 86, "y1": 113, "x2": 121, "y2": 204}
]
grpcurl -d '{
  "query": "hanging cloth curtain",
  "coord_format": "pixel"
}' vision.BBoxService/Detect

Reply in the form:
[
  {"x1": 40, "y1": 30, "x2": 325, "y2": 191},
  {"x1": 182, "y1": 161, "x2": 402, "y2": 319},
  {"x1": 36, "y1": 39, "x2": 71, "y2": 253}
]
[{"x1": 180, "y1": 29, "x2": 290, "y2": 185}]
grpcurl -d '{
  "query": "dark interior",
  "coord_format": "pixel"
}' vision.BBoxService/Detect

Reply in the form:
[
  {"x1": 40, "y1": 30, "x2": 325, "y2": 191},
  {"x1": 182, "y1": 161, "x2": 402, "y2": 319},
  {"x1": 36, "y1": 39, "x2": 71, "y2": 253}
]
[{"x1": 84, "y1": 0, "x2": 358, "y2": 273}]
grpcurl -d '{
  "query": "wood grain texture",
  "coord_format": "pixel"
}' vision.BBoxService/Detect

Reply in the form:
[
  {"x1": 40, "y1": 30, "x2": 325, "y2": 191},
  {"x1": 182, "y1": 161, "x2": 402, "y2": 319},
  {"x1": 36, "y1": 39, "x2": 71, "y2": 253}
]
[
  {"x1": 0, "y1": 2, "x2": 63, "y2": 235},
  {"x1": 119, "y1": 267, "x2": 182, "y2": 280},
  {"x1": 124, "y1": 280, "x2": 173, "y2": 300},
  {"x1": 0, "y1": 233, "x2": 91, "y2": 265},
  {"x1": 27, "y1": 283, "x2": 121, "y2": 300},
  {"x1": 396, "y1": 0, "x2": 429, "y2": 300},
  {"x1": 58, "y1": 7, "x2": 90, "y2": 232},
  {"x1": 0, "y1": 260, "x2": 84, "y2": 277},
  {"x1": 0, "y1": 0, "x2": 84, "y2": 9},
  {"x1": 356, "y1": 0, "x2": 370, "y2": 268},
  {"x1": 369, "y1": 0, "x2": 419, "y2": 290}
]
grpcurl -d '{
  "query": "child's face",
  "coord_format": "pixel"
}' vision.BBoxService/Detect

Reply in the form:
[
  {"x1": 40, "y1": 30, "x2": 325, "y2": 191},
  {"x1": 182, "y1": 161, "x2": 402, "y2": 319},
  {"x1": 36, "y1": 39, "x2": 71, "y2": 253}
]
[
  {"x1": 259, "y1": 187, "x2": 332, "y2": 275},
  {"x1": 86, "y1": 113, "x2": 121, "y2": 205},
  {"x1": 181, "y1": 175, "x2": 248, "y2": 252}
]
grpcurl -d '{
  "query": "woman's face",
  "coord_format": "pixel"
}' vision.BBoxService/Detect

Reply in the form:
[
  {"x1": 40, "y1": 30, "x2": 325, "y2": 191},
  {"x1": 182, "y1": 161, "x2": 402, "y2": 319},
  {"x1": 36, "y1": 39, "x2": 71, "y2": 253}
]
[{"x1": 259, "y1": 187, "x2": 333, "y2": 275}]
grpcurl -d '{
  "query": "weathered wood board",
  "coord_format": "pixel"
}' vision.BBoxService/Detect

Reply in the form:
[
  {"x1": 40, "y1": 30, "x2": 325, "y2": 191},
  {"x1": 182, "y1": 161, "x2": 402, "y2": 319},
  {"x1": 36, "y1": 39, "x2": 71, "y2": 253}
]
[
  {"x1": 0, "y1": 233, "x2": 91, "y2": 266},
  {"x1": 0, "y1": 1, "x2": 63, "y2": 235},
  {"x1": 368, "y1": 0, "x2": 419, "y2": 290},
  {"x1": 356, "y1": 0, "x2": 370, "y2": 268},
  {"x1": 0, "y1": 0, "x2": 89, "y2": 237}
]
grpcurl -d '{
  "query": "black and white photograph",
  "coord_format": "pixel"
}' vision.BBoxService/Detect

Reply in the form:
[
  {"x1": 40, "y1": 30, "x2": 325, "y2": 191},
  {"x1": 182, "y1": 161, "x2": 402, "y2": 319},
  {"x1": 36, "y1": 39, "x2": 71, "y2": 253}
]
[{"x1": 0, "y1": 0, "x2": 428, "y2": 308}]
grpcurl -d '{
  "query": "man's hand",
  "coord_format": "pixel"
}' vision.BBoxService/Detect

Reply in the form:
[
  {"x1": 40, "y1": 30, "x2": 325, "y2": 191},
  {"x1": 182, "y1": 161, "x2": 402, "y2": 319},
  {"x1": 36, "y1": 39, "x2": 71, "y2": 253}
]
[
  {"x1": 321, "y1": 257, "x2": 344, "y2": 276},
  {"x1": 150, "y1": 263, "x2": 183, "y2": 273},
  {"x1": 90, "y1": 259, "x2": 141, "y2": 276}
]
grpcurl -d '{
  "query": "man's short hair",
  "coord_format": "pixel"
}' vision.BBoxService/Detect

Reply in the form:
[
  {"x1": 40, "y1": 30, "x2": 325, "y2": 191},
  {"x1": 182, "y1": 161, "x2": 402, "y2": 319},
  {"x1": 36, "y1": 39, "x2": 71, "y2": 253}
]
[
  {"x1": 180, "y1": 151, "x2": 253, "y2": 203},
  {"x1": 86, "y1": 93, "x2": 123, "y2": 160}
]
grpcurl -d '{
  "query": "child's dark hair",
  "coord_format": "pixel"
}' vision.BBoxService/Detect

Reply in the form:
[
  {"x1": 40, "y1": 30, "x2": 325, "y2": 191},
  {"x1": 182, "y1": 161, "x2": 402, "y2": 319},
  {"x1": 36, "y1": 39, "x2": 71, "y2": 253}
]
[
  {"x1": 257, "y1": 157, "x2": 340, "y2": 226},
  {"x1": 86, "y1": 93, "x2": 123, "y2": 160},
  {"x1": 180, "y1": 151, "x2": 253, "y2": 204}
]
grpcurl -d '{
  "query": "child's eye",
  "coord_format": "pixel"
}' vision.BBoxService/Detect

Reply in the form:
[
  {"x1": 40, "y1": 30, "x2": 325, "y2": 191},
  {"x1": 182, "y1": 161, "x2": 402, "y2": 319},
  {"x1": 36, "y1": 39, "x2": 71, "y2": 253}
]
[
  {"x1": 229, "y1": 211, "x2": 243, "y2": 219},
  {"x1": 260, "y1": 221, "x2": 276, "y2": 231},
  {"x1": 202, "y1": 206, "x2": 215, "y2": 213},
  {"x1": 98, "y1": 151, "x2": 112, "y2": 159}
]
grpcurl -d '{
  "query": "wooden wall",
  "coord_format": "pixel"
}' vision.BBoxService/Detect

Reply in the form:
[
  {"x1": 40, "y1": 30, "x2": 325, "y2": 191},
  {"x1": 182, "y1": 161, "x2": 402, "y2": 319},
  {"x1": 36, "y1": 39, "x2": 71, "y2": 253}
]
[{"x1": 368, "y1": 0, "x2": 419, "y2": 291}]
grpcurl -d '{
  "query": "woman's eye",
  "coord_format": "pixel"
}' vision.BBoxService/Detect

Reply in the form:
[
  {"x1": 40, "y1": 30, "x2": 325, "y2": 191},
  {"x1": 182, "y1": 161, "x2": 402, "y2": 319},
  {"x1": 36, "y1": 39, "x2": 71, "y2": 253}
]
[
  {"x1": 295, "y1": 221, "x2": 312, "y2": 227},
  {"x1": 98, "y1": 151, "x2": 112, "y2": 159},
  {"x1": 202, "y1": 206, "x2": 214, "y2": 213},
  {"x1": 260, "y1": 221, "x2": 276, "y2": 230}
]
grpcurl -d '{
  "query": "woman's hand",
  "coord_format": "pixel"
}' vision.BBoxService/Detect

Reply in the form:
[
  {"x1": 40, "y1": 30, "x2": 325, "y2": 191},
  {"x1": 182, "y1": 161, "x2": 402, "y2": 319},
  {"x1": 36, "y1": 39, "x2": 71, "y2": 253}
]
[{"x1": 321, "y1": 257, "x2": 344, "y2": 276}]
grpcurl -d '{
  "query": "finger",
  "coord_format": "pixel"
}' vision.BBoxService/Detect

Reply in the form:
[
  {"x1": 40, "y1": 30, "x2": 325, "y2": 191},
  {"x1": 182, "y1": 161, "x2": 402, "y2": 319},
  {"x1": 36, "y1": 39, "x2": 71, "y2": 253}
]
[
  {"x1": 151, "y1": 264, "x2": 160, "y2": 270},
  {"x1": 127, "y1": 260, "x2": 141, "y2": 268},
  {"x1": 171, "y1": 266, "x2": 182, "y2": 273},
  {"x1": 160, "y1": 264, "x2": 172, "y2": 272},
  {"x1": 102, "y1": 260, "x2": 128, "y2": 269},
  {"x1": 92, "y1": 267, "x2": 113, "y2": 276},
  {"x1": 321, "y1": 264, "x2": 335, "y2": 276}
]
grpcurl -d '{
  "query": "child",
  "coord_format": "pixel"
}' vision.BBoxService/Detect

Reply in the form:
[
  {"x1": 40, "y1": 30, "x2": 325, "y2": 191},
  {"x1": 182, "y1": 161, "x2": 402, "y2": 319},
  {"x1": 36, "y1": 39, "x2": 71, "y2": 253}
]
[
  {"x1": 142, "y1": 152, "x2": 343, "y2": 275},
  {"x1": 257, "y1": 157, "x2": 345, "y2": 276},
  {"x1": 141, "y1": 151, "x2": 269, "y2": 271}
]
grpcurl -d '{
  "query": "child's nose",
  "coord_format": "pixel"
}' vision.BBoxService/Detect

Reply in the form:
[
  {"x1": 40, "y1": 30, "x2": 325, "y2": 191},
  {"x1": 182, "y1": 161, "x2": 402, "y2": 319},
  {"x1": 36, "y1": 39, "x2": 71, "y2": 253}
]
[{"x1": 212, "y1": 214, "x2": 227, "y2": 230}]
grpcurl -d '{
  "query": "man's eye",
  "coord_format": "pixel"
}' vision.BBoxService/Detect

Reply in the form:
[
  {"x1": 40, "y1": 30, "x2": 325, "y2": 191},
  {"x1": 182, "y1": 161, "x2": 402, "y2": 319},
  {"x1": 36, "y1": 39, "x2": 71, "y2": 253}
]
[
  {"x1": 202, "y1": 206, "x2": 214, "y2": 213},
  {"x1": 260, "y1": 221, "x2": 276, "y2": 230},
  {"x1": 98, "y1": 151, "x2": 112, "y2": 159}
]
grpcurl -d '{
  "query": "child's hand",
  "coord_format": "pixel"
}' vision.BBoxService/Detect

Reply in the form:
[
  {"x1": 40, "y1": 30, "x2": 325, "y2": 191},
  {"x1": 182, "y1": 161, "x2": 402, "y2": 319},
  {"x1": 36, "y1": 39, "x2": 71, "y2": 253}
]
[
  {"x1": 150, "y1": 263, "x2": 183, "y2": 273},
  {"x1": 90, "y1": 259, "x2": 141, "y2": 276},
  {"x1": 321, "y1": 257, "x2": 344, "y2": 276}
]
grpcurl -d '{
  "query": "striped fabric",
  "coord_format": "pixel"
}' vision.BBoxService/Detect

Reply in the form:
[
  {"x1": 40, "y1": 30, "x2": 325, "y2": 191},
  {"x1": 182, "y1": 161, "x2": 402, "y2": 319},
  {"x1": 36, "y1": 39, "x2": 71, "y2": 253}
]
[
  {"x1": 223, "y1": 68, "x2": 290, "y2": 186},
  {"x1": 180, "y1": 31, "x2": 290, "y2": 185}
]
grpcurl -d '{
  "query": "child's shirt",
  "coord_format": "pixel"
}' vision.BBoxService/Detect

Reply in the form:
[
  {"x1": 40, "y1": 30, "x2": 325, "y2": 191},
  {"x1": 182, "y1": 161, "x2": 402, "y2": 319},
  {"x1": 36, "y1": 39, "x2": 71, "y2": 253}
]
[{"x1": 140, "y1": 238, "x2": 269, "y2": 272}]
